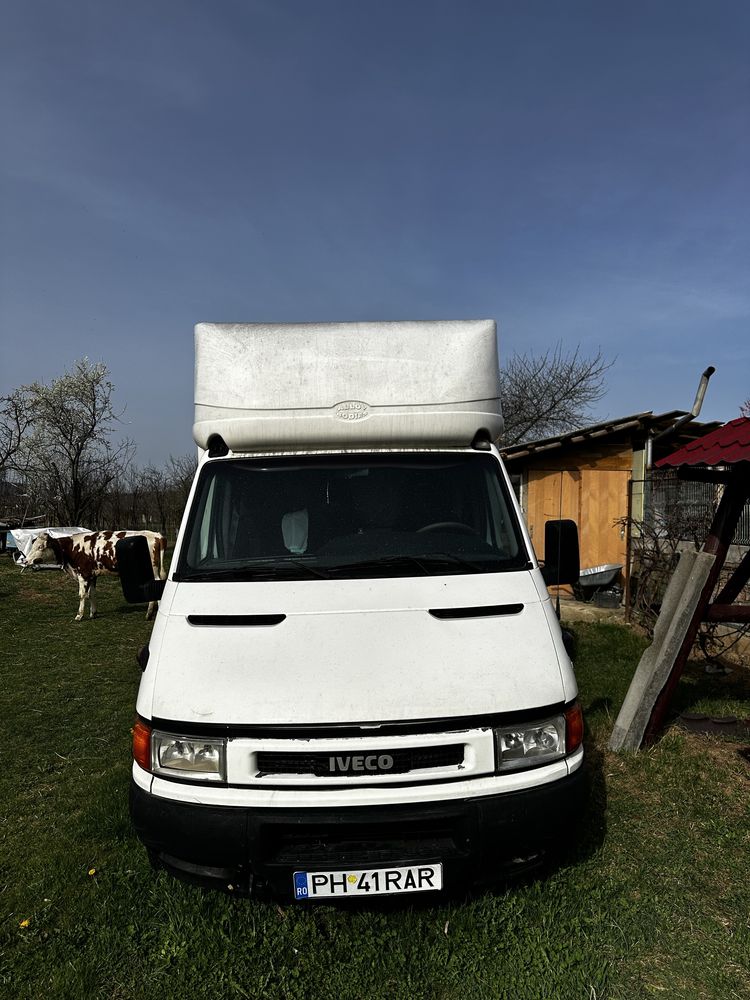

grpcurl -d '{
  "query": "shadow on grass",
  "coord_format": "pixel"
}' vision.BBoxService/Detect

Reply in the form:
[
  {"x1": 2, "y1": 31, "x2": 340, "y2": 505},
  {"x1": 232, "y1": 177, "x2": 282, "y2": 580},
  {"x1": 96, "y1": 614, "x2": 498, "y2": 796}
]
[
  {"x1": 586, "y1": 695, "x2": 615, "y2": 718},
  {"x1": 668, "y1": 657, "x2": 750, "y2": 718},
  {"x1": 572, "y1": 738, "x2": 608, "y2": 857},
  {"x1": 116, "y1": 603, "x2": 151, "y2": 617}
]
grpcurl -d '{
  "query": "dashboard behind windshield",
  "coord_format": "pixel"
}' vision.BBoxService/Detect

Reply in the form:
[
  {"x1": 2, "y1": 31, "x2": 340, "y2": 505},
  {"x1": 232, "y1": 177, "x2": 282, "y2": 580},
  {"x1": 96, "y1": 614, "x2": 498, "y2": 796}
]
[{"x1": 175, "y1": 453, "x2": 530, "y2": 581}]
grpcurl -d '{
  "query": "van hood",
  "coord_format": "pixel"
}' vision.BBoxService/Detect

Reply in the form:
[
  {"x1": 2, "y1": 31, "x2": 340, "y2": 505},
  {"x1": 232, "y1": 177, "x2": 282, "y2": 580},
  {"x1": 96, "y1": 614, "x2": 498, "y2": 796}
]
[{"x1": 142, "y1": 572, "x2": 572, "y2": 727}]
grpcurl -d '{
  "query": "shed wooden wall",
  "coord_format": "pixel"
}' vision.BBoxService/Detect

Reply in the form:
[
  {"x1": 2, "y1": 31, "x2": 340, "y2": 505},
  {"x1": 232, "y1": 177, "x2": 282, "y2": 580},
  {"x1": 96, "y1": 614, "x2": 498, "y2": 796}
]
[{"x1": 517, "y1": 444, "x2": 632, "y2": 573}]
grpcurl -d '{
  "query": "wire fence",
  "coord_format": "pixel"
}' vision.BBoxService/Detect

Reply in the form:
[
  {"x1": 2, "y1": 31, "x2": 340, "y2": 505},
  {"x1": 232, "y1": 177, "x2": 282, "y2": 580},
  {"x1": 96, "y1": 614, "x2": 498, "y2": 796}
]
[
  {"x1": 625, "y1": 471, "x2": 750, "y2": 643},
  {"x1": 635, "y1": 470, "x2": 750, "y2": 547}
]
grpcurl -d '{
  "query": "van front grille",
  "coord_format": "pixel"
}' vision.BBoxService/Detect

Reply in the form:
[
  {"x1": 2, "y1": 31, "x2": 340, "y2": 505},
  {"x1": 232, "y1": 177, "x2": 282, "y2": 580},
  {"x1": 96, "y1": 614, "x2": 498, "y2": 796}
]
[
  {"x1": 261, "y1": 818, "x2": 469, "y2": 864},
  {"x1": 256, "y1": 743, "x2": 464, "y2": 777}
]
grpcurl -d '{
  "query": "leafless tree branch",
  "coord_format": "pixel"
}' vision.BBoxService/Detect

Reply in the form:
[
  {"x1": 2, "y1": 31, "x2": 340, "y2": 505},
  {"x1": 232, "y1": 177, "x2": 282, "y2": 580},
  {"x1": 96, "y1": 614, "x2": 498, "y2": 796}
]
[{"x1": 500, "y1": 343, "x2": 613, "y2": 446}]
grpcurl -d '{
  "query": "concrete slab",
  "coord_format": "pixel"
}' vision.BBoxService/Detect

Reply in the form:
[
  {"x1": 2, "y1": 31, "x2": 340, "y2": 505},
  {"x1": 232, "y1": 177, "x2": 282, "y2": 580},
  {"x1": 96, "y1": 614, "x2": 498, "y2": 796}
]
[{"x1": 609, "y1": 549, "x2": 717, "y2": 751}]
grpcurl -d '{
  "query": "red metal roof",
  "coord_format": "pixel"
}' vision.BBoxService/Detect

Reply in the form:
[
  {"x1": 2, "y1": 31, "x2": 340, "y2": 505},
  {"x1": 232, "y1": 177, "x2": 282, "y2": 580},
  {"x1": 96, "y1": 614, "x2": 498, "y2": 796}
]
[{"x1": 656, "y1": 416, "x2": 750, "y2": 468}]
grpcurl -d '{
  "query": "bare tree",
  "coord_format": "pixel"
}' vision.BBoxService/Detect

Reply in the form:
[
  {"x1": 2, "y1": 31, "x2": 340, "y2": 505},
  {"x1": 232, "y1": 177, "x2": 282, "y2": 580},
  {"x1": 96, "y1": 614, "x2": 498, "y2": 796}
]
[
  {"x1": 98, "y1": 453, "x2": 197, "y2": 539},
  {"x1": 741, "y1": 398, "x2": 750, "y2": 418},
  {"x1": 0, "y1": 387, "x2": 34, "y2": 480},
  {"x1": 102, "y1": 465, "x2": 129, "y2": 528},
  {"x1": 19, "y1": 358, "x2": 134, "y2": 525},
  {"x1": 168, "y1": 452, "x2": 198, "y2": 509},
  {"x1": 142, "y1": 464, "x2": 170, "y2": 536},
  {"x1": 500, "y1": 344, "x2": 612, "y2": 446},
  {"x1": 100, "y1": 463, "x2": 154, "y2": 532},
  {"x1": 123, "y1": 463, "x2": 147, "y2": 529}
]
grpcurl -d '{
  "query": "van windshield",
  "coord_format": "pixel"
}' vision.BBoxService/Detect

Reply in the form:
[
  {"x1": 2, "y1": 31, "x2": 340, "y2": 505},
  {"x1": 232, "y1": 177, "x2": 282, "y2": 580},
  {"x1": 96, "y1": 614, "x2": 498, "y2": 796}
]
[{"x1": 175, "y1": 453, "x2": 530, "y2": 581}]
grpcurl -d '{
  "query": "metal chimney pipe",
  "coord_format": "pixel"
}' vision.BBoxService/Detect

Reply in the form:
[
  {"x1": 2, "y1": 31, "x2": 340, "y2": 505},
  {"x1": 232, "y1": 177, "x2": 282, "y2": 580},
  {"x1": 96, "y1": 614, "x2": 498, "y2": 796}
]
[
  {"x1": 689, "y1": 366, "x2": 716, "y2": 418},
  {"x1": 646, "y1": 365, "x2": 716, "y2": 469}
]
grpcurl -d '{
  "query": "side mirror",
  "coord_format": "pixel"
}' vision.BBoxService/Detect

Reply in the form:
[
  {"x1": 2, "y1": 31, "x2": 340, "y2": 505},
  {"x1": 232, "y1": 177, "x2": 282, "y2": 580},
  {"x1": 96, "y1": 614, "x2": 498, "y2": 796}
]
[
  {"x1": 116, "y1": 536, "x2": 165, "y2": 604},
  {"x1": 541, "y1": 519, "x2": 580, "y2": 586}
]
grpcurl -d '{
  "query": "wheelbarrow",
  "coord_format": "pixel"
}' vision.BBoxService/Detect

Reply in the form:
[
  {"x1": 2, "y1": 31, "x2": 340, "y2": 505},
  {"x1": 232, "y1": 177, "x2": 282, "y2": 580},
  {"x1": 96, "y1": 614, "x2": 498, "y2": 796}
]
[{"x1": 573, "y1": 563, "x2": 622, "y2": 602}]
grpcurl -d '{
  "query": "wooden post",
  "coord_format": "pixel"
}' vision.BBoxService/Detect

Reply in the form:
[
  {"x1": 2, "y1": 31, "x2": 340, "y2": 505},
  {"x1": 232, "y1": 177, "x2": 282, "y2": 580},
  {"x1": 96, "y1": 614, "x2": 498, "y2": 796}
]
[
  {"x1": 712, "y1": 547, "x2": 750, "y2": 606},
  {"x1": 624, "y1": 478, "x2": 633, "y2": 624},
  {"x1": 642, "y1": 469, "x2": 750, "y2": 745}
]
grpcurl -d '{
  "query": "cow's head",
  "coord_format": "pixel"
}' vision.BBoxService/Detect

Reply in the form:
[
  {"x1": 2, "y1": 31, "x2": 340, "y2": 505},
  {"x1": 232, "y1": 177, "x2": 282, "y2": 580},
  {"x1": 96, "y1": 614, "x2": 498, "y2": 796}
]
[{"x1": 24, "y1": 532, "x2": 58, "y2": 568}]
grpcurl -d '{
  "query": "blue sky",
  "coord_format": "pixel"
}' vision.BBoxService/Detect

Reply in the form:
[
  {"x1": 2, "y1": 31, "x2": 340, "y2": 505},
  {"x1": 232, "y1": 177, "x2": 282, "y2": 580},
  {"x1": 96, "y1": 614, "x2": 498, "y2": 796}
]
[{"x1": 2, "y1": 0, "x2": 748, "y2": 464}]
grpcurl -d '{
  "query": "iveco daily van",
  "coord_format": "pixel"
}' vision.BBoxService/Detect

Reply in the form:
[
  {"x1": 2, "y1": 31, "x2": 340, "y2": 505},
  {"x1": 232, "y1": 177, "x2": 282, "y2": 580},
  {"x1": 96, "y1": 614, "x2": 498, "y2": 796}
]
[{"x1": 118, "y1": 320, "x2": 584, "y2": 900}]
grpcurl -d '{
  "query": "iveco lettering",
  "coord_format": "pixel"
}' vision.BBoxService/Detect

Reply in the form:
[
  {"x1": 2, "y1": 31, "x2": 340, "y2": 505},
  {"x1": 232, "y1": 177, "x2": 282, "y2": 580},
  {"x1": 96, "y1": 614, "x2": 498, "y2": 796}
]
[
  {"x1": 328, "y1": 755, "x2": 395, "y2": 773},
  {"x1": 117, "y1": 320, "x2": 586, "y2": 900}
]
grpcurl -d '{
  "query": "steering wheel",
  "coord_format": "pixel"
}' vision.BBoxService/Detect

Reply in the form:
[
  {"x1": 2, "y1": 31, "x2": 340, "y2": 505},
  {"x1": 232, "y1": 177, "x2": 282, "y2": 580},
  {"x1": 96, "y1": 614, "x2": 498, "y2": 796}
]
[{"x1": 417, "y1": 521, "x2": 478, "y2": 535}]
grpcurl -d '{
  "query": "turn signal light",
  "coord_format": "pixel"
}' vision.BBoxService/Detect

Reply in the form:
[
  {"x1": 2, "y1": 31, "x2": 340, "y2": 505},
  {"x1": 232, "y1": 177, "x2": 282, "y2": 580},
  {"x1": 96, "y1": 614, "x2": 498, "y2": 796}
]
[
  {"x1": 132, "y1": 719, "x2": 152, "y2": 771},
  {"x1": 565, "y1": 701, "x2": 584, "y2": 755}
]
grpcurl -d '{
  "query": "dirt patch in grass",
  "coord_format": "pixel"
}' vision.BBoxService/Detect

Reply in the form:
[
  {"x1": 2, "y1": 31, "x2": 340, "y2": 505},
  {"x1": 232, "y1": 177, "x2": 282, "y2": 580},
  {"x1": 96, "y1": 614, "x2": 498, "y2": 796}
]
[{"x1": 17, "y1": 587, "x2": 61, "y2": 606}]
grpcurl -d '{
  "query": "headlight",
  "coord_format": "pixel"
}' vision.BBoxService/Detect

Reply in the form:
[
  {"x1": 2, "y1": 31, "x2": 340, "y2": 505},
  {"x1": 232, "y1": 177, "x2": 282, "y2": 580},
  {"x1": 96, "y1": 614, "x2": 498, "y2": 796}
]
[
  {"x1": 151, "y1": 731, "x2": 226, "y2": 782},
  {"x1": 494, "y1": 713, "x2": 568, "y2": 772}
]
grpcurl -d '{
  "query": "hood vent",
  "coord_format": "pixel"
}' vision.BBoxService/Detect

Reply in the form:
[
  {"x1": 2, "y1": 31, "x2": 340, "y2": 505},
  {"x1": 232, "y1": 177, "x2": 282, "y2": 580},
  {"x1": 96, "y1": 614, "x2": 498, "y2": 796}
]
[
  {"x1": 187, "y1": 614, "x2": 285, "y2": 627},
  {"x1": 429, "y1": 604, "x2": 524, "y2": 620}
]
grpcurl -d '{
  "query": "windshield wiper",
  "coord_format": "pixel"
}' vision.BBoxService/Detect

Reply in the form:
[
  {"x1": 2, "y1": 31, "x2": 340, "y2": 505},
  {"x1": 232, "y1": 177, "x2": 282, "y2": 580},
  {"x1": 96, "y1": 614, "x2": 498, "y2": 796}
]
[
  {"x1": 177, "y1": 557, "x2": 331, "y2": 581},
  {"x1": 416, "y1": 552, "x2": 490, "y2": 573},
  {"x1": 322, "y1": 553, "x2": 506, "y2": 577},
  {"x1": 323, "y1": 555, "x2": 433, "y2": 577},
  {"x1": 177, "y1": 553, "x2": 502, "y2": 582}
]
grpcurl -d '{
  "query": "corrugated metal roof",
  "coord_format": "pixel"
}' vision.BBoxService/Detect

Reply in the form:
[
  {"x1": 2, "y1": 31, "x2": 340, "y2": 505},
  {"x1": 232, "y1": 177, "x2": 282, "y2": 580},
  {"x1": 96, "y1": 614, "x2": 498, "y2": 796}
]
[
  {"x1": 501, "y1": 411, "x2": 720, "y2": 461},
  {"x1": 656, "y1": 416, "x2": 750, "y2": 468}
]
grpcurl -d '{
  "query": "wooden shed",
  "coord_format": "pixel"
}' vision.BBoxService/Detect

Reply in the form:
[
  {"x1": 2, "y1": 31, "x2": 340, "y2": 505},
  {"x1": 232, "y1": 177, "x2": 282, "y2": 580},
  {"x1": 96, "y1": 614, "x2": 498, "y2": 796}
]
[{"x1": 501, "y1": 411, "x2": 720, "y2": 575}]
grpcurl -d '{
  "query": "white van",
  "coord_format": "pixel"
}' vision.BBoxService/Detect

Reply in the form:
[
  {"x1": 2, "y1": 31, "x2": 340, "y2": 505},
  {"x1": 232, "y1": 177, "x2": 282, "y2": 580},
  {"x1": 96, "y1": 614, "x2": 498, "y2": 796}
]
[{"x1": 118, "y1": 320, "x2": 584, "y2": 900}]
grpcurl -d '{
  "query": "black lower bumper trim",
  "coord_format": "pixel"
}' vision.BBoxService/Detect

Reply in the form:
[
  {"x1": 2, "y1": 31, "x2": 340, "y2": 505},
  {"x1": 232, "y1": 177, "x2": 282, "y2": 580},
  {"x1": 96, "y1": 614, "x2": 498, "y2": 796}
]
[{"x1": 131, "y1": 765, "x2": 587, "y2": 898}]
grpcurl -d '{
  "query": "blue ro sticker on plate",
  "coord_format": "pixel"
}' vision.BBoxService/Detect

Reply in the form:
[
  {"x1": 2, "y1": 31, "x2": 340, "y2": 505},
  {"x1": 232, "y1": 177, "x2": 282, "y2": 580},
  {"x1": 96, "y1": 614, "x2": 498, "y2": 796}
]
[{"x1": 293, "y1": 864, "x2": 443, "y2": 899}]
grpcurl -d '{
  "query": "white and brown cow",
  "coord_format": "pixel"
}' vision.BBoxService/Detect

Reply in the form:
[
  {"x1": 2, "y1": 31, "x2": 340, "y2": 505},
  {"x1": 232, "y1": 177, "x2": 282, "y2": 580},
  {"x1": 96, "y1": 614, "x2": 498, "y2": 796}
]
[{"x1": 25, "y1": 530, "x2": 167, "y2": 621}]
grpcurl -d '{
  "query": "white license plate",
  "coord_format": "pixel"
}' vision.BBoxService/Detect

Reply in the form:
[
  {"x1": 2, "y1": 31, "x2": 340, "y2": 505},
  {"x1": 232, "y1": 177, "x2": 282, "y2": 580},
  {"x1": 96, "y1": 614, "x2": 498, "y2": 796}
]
[{"x1": 293, "y1": 863, "x2": 443, "y2": 900}]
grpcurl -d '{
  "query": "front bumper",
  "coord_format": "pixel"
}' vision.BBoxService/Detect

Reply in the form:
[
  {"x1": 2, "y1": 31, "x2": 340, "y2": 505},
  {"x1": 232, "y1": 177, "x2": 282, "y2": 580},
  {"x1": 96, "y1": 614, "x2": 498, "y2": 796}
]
[{"x1": 130, "y1": 764, "x2": 588, "y2": 898}]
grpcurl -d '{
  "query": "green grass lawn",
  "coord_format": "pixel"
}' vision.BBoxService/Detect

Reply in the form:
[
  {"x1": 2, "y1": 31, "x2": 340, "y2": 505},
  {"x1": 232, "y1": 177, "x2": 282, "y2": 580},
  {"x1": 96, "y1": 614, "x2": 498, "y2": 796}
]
[{"x1": 1, "y1": 556, "x2": 749, "y2": 1000}]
